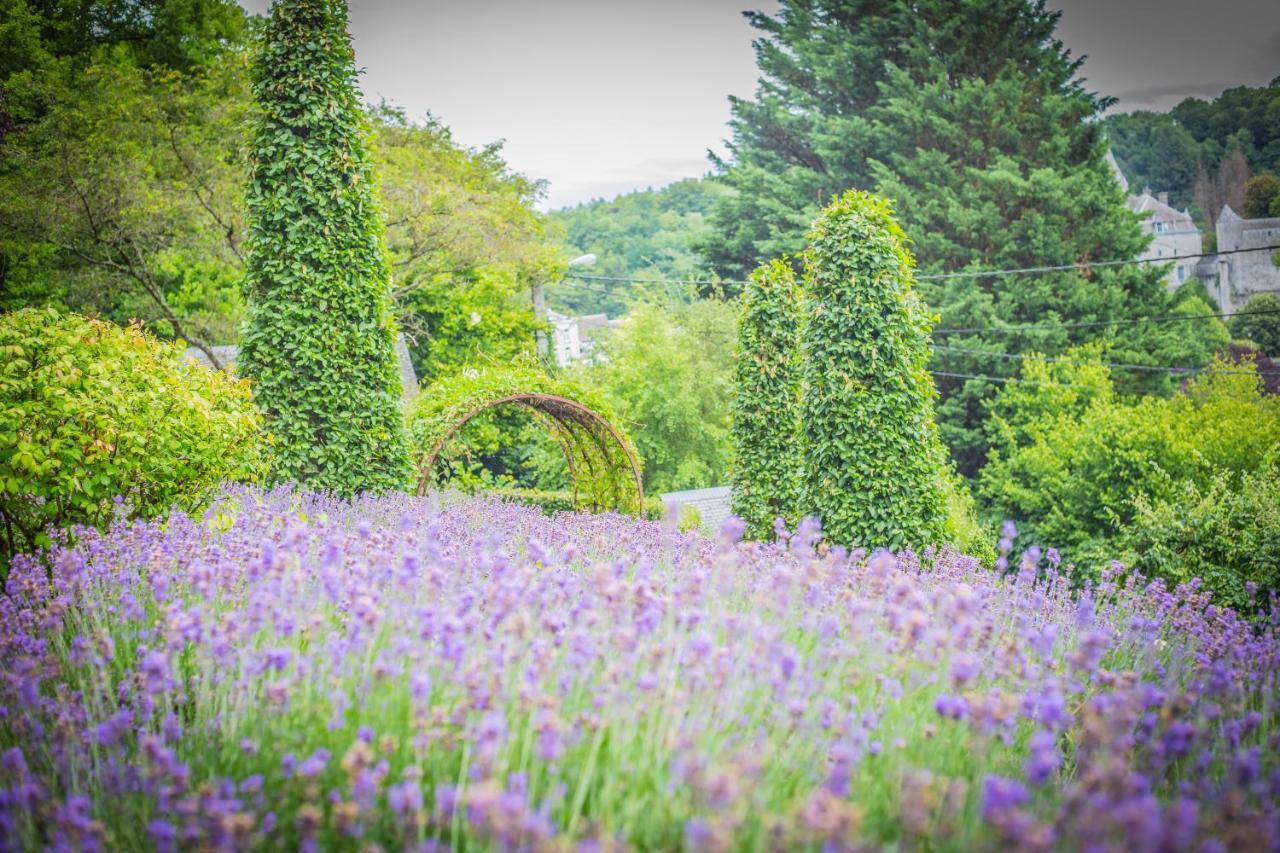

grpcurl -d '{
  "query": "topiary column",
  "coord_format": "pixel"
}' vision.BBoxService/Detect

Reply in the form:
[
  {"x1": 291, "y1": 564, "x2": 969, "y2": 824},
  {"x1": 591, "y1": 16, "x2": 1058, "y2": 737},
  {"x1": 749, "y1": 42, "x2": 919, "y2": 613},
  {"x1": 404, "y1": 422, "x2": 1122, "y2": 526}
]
[
  {"x1": 731, "y1": 258, "x2": 802, "y2": 539},
  {"x1": 240, "y1": 0, "x2": 411, "y2": 496},
  {"x1": 799, "y1": 190, "x2": 947, "y2": 551}
]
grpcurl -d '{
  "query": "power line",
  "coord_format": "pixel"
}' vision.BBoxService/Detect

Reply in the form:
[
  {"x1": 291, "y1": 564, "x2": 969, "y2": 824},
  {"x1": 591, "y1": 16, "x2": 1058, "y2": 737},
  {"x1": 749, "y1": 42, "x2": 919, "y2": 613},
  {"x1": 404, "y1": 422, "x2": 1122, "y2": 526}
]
[
  {"x1": 566, "y1": 272, "x2": 747, "y2": 288},
  {"x1": 934, "y1": 345, "x2": 1280, "y2": 377},
  {"x1": 933, "y1": 306, "x2": 1280, "y2": 336},
  {"x1": 916, "y1": 243, "x2": 1280, "y2": 281},
  {"x1": 930, "y1": 370, "x2": 1088, "y2": 389},
  {"x1": 564, "y1": 243, "x2": 1280, "y2": 289}
]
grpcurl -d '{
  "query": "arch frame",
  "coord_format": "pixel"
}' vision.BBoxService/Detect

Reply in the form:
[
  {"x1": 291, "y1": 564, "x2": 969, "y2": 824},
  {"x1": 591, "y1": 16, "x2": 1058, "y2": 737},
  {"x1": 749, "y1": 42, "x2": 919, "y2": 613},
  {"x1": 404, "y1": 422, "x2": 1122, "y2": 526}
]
[{"x1": 406, "y1": 367, "x2": 644, "y2": 515}]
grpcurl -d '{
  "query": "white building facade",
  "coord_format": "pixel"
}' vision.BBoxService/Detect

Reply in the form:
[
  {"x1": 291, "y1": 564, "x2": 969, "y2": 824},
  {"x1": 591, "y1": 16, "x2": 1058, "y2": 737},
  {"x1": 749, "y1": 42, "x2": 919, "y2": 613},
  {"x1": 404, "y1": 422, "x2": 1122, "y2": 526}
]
[{"x1": 1126, "y1": 188, "x2": 1202, "y2": 290}]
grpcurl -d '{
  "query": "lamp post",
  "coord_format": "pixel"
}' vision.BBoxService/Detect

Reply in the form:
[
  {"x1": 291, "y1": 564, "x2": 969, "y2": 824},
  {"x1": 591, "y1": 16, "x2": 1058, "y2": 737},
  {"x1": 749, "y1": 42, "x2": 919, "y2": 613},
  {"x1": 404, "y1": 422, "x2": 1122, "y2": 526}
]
[{"x1": 534, "y1": 254, "x2": 597, "y2": 363}]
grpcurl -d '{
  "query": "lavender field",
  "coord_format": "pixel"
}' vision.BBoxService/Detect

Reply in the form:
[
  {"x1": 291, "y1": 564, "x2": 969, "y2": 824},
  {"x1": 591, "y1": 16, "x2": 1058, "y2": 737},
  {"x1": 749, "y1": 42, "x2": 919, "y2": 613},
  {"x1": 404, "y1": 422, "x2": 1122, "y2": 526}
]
[{"x1": 1, "y1": 487, "x2": 1276, "y2": 851}]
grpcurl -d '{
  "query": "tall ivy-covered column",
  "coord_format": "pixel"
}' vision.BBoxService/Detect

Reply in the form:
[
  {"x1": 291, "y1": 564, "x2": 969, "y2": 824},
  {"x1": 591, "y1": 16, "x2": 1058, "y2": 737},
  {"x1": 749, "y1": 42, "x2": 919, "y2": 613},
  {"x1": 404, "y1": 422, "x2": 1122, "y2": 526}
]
[
  {"x1": 799, "y1": 191, "x2": 947, "y2": 551},
  {"x1": 240, "y1": 0, "x2": 411, "y2": 496},
  {"x1": 731, "y1": 258, "x2": 802, "y2": 539}
]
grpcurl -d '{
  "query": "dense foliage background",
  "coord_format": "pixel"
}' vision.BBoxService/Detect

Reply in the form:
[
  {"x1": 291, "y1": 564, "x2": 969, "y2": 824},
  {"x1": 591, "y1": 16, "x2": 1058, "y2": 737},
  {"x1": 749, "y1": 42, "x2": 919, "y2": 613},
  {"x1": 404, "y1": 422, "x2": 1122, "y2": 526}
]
[
  {"x1": 1, "y1": 0, "x2": 1277, "y2": 608},
  {"x1": 547, "y1": 178, "x2": 729, "y2": 314}
]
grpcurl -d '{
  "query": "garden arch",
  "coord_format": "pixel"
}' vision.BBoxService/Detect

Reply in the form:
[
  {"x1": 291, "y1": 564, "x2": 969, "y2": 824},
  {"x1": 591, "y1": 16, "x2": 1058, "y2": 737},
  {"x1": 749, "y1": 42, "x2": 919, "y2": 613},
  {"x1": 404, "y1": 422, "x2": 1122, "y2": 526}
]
[{"x1": 407, "y1": 366, "x2": 644, "y2": 514}]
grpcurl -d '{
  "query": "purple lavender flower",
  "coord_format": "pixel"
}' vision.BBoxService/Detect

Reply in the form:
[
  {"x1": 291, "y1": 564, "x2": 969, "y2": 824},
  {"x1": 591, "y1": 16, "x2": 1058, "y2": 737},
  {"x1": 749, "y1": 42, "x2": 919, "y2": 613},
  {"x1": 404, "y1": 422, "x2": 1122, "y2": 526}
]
[
  {"x1": 933, "y1": 694, "x2": 970, "y2": 721},
  {"x1": 981, "y1": 775, "x2": 1030, "y2": 819},
  {"x1": 1024, "y1": 730, "x2": 1059, "y2": 786}
]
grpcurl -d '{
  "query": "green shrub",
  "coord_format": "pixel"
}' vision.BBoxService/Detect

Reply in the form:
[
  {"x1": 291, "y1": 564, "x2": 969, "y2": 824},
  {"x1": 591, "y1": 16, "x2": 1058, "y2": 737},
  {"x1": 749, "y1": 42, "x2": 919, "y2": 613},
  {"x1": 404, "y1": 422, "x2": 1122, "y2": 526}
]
[
  {"x1": 980, "y1": 353, "x2": 1280, "y2": 567},
  {"x1": 0, "y1": 308, "x2": 262, "y2": 567},
  {"x1": 239, "y1": 0, "x2": 411, "y2": 497},
  {"x1": 798, "y1": 191, "x2": 947, "y2": 551},
  {"x1": 676, "y1": 503, "x2": 704, "y2": 534},
  {"x1": 1231, "y1": 292, "x2": 1280, "y2": 356},
  {"x1": 731, "y1": 258, "x2": 802, "y2": 539},
  {"x1": 939, "y1": 471, "x2": 995, "y2": 566},
  {"x1": 489, "y1": 487, "x2": 576, "y2": 515},
  {"x1": 480, "y1": 488, "x2": 665, "y2": 521},
  {"x1": 1121, "y1": 448, "x2": 1280, "y2": 615}
]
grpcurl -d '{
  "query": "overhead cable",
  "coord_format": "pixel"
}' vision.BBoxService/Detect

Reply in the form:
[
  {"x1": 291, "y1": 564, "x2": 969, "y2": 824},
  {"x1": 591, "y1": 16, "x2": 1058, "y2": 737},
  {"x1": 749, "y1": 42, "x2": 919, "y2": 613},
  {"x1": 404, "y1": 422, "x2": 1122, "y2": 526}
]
[
  {"x1": 933, "y1": 345, "x2": 1280, "y2": 377},
  {"x1": 562, "y1": 243, "x2": 1280, "y2": 289}
]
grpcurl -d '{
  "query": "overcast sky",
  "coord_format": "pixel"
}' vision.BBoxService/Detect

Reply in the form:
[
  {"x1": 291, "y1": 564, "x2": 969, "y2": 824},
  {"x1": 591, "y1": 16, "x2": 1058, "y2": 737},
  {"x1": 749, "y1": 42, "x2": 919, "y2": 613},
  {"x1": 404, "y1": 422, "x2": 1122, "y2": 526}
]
[{"x1": 238, "y1": 0, "x2": 1280, "y2": 210}]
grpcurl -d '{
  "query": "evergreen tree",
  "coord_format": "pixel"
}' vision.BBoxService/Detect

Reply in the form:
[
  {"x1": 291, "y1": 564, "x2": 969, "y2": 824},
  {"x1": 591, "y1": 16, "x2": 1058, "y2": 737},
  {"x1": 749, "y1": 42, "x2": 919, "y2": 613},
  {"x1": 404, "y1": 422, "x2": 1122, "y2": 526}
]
[
  {"x1": 731, "y1": 258, "x2": 802, "y2": 539},
  {"x1": 240, "y1": 0, "x2": 411, "y2": 496},
  {"x1": 702, "y1": 0, "x2": 1209, "y2": 473},
  {"x1": 799, "y1": 191, "x2": 947, "y2": 551}
]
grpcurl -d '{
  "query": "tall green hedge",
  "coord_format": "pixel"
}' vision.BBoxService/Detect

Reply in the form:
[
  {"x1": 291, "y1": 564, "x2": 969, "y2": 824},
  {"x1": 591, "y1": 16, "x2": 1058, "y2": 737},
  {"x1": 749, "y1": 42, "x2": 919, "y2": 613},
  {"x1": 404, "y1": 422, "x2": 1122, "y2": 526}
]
[
  {"x1": 239, "y1": 0, "x2": 411, "y2": 496},
  {"x1": 798, "y1": 191, "x2": 947, "y2": 551},
  {"x1": 731, "y1": 259, "x2": 802, "y2": 539}
]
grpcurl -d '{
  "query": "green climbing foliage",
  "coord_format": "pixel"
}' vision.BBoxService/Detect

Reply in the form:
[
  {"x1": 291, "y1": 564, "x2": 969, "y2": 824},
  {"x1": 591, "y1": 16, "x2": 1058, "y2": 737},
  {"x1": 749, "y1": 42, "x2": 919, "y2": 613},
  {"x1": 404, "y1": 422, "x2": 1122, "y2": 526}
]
[
  {"x1": 731, "y1": 259, "x2": 803, "y2": 540},
  {"x1": 406, "y1": 363, "x2": 644, "y2": 515},
  {"x1": 238, "y1": 0, "x2": 411, "y2": 497},
  {"x1": 798, "y1": 191, "x2": 948, "y2": 551}
]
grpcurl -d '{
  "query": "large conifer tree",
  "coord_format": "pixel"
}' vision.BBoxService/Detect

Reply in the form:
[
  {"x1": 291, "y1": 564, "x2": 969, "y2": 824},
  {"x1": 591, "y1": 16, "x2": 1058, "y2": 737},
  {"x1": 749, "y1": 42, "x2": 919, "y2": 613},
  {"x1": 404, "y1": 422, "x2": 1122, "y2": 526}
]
[
  {"x1": 240, "y1": 0, "x2": 411, "y2": 495},
  {"x1": 703, "y1": 0, "x2": 1221, "y2": 473}
]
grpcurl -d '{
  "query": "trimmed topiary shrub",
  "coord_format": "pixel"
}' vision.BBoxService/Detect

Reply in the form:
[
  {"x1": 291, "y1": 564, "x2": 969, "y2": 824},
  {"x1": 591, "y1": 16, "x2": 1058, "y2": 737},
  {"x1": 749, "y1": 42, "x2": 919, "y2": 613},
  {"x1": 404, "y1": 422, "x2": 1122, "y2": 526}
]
[
  {"x1": 731, "y1": 258, "x2": 802, "y2": 539},
  {"x1": 239, "y1": 0, "x2": 411, "y2": 497},
  {"x1": 798, "y1": 190, "x2": 948, "y2": 551},
  {"x1": 0, "y1": 308, "x2": 262, "y2": 569}
]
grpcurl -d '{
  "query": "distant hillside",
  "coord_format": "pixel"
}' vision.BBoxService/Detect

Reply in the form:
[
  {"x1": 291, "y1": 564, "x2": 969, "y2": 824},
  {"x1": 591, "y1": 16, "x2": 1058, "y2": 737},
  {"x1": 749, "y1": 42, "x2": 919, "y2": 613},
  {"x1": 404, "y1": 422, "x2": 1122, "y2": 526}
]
[
  {"x1": 547, "y1": 178, "x2": 730, "y2": 315},
  {"x1": 1105, "y1": 78, "x2": 1280, "y2": 220}
]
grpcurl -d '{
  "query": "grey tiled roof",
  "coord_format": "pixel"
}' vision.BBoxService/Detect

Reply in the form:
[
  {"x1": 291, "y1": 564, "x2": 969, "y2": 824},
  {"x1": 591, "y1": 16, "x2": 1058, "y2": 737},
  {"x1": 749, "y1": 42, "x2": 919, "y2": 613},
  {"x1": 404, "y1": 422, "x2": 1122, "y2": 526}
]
[{"x1": 183, "y1": 333, "x2": 420, "y2": 403}]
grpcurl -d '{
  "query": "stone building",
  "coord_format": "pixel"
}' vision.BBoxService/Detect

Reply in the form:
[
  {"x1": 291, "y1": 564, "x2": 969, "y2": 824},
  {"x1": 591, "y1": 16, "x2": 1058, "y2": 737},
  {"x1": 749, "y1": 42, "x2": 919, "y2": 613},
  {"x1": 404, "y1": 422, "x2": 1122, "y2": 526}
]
[
  {"x1": 1107, "y1": 149, "x2": 1280, "y2": 310},
  {"x1": 548, "y1": 311, "x2": 619, "y2": 367},
  {"x1": 1199, "y1": 205, "x2": 1280, "y2": 313}
]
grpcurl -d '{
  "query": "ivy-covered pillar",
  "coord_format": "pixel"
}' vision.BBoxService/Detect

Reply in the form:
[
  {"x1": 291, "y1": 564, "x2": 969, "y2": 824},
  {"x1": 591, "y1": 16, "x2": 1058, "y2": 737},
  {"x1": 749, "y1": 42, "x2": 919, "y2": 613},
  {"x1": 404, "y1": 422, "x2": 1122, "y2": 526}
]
[
  {"x1": 731, "y1": 258, "x2": 802, "y2": 539},
  {"x1": 798, "y1": 191, "x2": 948, "y2": 551},
  {"x1": 239, "y1": 0, "x2": 412, "y2": 496}
]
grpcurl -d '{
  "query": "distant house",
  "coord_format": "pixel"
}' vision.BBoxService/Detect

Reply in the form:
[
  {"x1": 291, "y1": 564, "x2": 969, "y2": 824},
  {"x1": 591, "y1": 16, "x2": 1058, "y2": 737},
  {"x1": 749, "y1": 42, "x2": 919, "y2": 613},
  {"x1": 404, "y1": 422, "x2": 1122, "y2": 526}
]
[
  {"x1": 1107, "y1": 149, "x2": 1280, "y2": 309},
  {"x1": 548, "y1": 311, "x2": 620, "y2": 367},
  {"x1": 182, "y1": 333, "x2": 420, "y2": 403},
  {"x1": 1126, "y1": 187, "x2": 1201, "y2": 289}
]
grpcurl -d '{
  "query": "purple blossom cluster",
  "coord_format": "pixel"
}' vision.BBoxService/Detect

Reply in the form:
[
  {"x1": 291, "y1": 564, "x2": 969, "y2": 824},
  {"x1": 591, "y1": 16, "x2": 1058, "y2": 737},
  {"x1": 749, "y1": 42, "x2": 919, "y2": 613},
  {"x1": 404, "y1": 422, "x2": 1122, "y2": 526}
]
[{"x1": 1, "y1": 486, "x2": 1277, "y2": 851}]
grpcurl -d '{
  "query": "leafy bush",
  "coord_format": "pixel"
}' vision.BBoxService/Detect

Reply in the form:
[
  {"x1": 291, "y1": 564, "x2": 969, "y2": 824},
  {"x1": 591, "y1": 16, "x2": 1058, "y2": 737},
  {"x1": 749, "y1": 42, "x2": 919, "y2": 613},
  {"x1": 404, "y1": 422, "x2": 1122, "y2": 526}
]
[
  {"x1": 731, "y1": 259, "x2": 802, "y2": 539},
  {"x1": 939, "y1": 471, "x2": 996, "y2": 566},
  {"x1": 581, "y1": 296, "x2": 736, "y2": 494},
  {"x1": 1231, "y1": 292, "x2": 1280, "y2": 356},
  {"x1": 0, "y1": 308, "x2": 261, "y2": 567},
  {"x1": 980, "y1": 353, "x2": 1280, "y2": 568},
  {"x1": 1121, "y1": 448, "x2": 1280, "y2": 614},
  {"x1": 491, "y1": 487, "x2": 666, "y2": 520},
  {"x1": 238, "y1": 0, "x2": 411, "y2": 497},
  {"x1": 798, "y1": 191, "x2": 947, "y2": 550}
]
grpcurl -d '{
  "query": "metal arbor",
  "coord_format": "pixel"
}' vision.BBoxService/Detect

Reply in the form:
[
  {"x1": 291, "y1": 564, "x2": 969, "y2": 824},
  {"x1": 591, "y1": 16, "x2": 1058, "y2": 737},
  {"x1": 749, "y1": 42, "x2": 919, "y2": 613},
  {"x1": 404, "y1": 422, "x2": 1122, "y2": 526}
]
[{"x1": 406, "y1": 366, "x2": 644, "y2": 514}]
